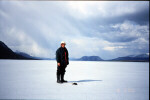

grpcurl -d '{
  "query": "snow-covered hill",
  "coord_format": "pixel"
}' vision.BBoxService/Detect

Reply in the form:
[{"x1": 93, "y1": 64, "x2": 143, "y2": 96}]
[{"x1": 111, "y1": 53, "x2": 149, "y2": 61}]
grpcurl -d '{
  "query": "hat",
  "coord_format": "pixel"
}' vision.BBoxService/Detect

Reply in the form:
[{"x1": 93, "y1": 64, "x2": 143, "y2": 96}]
[{"x1": 61, "y1": 41, "x2": 66, "y2": 45}]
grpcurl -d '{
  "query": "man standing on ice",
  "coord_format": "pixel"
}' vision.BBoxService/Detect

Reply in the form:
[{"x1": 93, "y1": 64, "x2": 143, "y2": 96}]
[{"x1": 56, "y1": 41, "x2": 69, "y2": 83}]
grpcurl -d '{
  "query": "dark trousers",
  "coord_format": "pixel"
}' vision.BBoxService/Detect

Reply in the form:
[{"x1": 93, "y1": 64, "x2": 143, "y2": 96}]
[{"x1": 56, "y1": 64, "x2": 67, "y2": 81}]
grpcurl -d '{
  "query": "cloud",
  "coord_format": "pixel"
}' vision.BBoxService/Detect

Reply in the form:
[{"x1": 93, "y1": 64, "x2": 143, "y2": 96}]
[
  {"x1": 0, "y1": 1, "x2": 149, "y2": 59},
  {"x1": 102, "y1": 20, "x2": 149, "y2": 42},
  {"x1": 66, "y1": 1, "x2": 149, "y2": 23},
  {"x1": 103, "y1": 46, "x2": 127, "y2": 51}
]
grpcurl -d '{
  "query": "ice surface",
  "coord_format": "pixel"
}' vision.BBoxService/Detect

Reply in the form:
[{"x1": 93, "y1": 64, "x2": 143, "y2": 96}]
[{"x1": 0, "y1": 60, "x2": 149, "y2": 100}]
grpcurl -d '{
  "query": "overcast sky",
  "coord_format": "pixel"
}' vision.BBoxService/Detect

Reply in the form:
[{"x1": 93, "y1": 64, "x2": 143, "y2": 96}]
[{"x1": 0, "y1": 1, "x2": 149, "y2": 59}]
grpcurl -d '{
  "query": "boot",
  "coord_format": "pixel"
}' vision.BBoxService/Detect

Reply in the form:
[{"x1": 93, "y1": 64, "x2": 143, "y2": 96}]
[
  {"x1": 57, "y1": 72, "x2": 62, "y2": 83},
  {"x1": 61, "y1": 73, "x2": 67, "y2": 83}
]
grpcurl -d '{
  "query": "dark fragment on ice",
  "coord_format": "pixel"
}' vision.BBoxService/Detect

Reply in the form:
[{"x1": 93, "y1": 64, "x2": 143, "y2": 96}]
[{"x1": 72, "y1": 83, "x2": 78, "y2": 85}]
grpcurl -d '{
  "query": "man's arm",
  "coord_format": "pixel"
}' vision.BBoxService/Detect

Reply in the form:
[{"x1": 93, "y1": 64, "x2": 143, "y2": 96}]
[
  {"x1": 66, "y1": 49, "x2": 69, "y2": 65},
  {"x1": 56, "y1": 49, "x2": 61, "y2": 66}
]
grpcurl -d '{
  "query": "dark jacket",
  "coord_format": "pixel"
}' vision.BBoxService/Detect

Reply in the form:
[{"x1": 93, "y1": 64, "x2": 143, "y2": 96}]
[{"x1": 56, "y1": 47, "x2": 69, "y2": 66}]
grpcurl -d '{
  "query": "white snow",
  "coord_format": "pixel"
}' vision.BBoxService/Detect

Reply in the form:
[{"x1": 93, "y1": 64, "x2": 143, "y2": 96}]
[{"x1": 0, "y1": 60, "x2": 149, "y2": 100}]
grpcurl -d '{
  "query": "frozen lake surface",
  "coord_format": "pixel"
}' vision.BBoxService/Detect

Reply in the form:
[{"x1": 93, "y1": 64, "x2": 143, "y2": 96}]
[{"x1": 0, "y1": 60, "x2": 149, "y2": 100}]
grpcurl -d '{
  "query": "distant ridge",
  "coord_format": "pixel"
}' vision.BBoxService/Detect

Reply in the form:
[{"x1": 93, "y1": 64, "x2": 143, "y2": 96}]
[
  {"x1": 77, "y1": 56, "x2": 103, "y2": 61},
  {"x1": 109, "y1": 53, "x2": 149, "y2": 62},
  {"x1": 72, "y1": 54, "x2": 149, "y2": 62}
]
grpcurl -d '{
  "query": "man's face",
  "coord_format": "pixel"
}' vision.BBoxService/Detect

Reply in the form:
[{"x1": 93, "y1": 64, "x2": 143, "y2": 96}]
[{"x1": 61, "y1": 43, "x2": 65, "y2": 48}]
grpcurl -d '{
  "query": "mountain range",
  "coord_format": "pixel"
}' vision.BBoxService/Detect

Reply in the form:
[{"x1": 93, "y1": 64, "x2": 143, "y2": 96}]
[
  {"x1": 110, "y1": 53, "x2": 149, "y2": 62},
  {"x1": 0, "y1": 41, "x2": 37, "y2": 60},
  {"x1": 0, "y1": 41, "x2": 149, "y2": 62}
]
